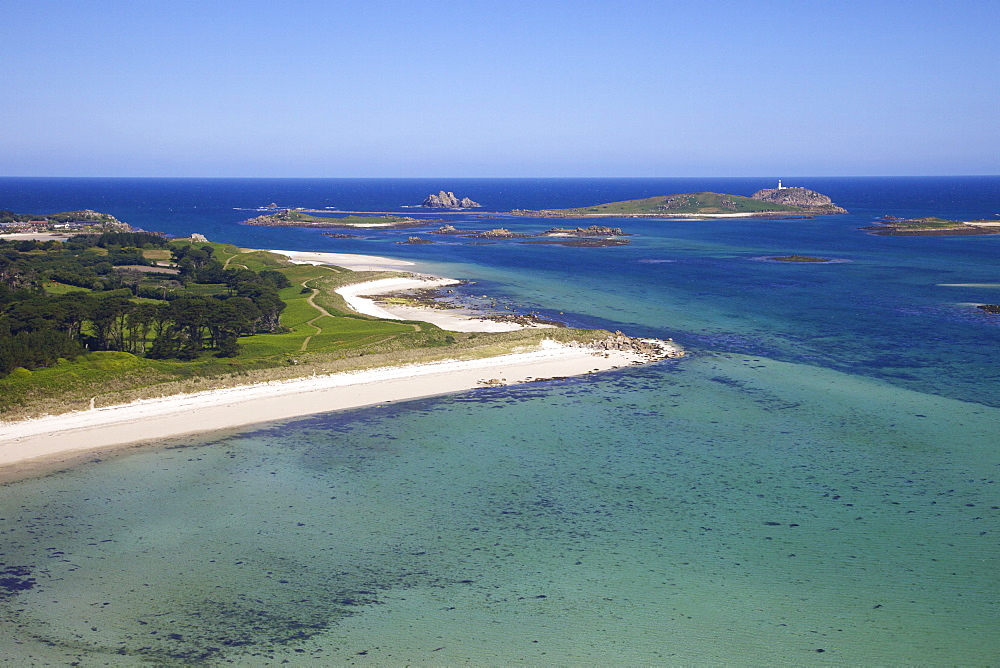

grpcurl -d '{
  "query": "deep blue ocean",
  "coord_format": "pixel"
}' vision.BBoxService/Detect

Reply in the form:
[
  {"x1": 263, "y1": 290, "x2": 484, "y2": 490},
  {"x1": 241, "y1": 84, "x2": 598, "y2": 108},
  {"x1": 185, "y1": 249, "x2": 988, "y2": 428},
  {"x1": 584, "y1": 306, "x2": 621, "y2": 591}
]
[{"x1": 1, "y1": 177, "x2": 998, "y2": 664}]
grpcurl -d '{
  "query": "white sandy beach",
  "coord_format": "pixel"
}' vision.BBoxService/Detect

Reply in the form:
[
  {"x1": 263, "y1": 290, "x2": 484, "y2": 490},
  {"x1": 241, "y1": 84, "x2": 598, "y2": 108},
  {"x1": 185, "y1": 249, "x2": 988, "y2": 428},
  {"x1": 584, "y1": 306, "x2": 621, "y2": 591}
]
[
  {"x1": 0, "y1": 342, "x2": 651, "y2": 469},
  {"x1": 336, "y1": 277, "x2": 555, "y2": 332},
  {"x1": 269, "y1": 249, "x2": 416, "y2": 271},
  {"x1": 336, "y1": 276, "x2": 461, "y2": 318}
]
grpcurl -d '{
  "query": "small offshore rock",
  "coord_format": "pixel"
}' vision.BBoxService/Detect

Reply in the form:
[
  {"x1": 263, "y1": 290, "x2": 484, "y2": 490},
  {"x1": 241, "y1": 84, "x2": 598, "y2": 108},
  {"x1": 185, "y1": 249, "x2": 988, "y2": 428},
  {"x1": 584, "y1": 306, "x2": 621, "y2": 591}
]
[
  {"x1": 422, "y1": 191, "x2": 481, "y2": 208},
  {"x1": 468, "y1": 228, "x2": 533, "y2": 239},
  {"x1": 542, "y1": 225, "x2": 629, "y2": 237},
  {"x1": 429, "y1": 224, "x2": 465, "y2": 234}
]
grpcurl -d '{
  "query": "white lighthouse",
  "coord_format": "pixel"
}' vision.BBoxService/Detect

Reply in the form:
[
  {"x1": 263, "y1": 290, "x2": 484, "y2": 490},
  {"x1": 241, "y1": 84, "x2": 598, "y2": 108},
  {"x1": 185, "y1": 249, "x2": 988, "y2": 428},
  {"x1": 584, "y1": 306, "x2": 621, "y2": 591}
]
[{"x1": 777, "y1": 179, "x2": 785, "y2": 190}]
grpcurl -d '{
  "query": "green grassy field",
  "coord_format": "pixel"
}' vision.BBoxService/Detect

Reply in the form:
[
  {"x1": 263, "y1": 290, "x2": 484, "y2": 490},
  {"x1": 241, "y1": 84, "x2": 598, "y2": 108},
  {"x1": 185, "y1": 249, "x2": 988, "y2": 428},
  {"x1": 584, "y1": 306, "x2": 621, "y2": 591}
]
[
  {"x1": 141, "y1": 248, "x2": 173, "y2": 261},
  {"x1": 43, "y1": 281, "x2": 91, "y2": 295},
  {"x1": 169, "y1": 240, "x2": 293, "y2": 270}
]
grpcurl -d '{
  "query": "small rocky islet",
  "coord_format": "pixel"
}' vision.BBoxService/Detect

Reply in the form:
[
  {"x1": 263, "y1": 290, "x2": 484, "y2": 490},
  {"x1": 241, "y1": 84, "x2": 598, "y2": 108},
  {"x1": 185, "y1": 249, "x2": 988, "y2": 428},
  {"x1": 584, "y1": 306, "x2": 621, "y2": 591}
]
[
  {"x1": 421, "y1": 191, "x2": 481, "y2": 208},
  {"x1": 242, "y1": 210, "x2": 422, "y2": 229},
  {"x1": 860, "y1": 216, "x2": 1000, "y2": 236}
]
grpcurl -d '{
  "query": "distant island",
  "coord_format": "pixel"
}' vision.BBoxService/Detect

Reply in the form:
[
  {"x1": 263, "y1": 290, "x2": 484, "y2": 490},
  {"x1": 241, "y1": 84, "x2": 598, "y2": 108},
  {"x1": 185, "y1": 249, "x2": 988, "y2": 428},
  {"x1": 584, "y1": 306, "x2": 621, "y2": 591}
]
[
  {"x1": 422, "y1": 191, "x2": 481, "y2": 208},
  {"x1": 241, "y1": 210, "x2": 422, "y2": 229},
  {"x1": 861, "y1": 216, "x2": 1000, "y2": 236},
  {"x1": 512, "y1": 185, "x2": 847, "y2": 218}
]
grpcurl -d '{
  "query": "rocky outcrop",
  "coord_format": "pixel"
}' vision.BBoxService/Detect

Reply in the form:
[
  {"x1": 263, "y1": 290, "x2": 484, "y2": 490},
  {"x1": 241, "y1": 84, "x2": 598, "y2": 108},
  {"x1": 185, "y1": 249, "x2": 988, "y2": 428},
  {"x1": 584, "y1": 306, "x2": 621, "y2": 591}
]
[
  {"x1": 422, "y1": 191, "x2": 481, "y2": 208},
  {"x1": 468, "y1": 228, "x2": 532, "y2": 239},
  {"x1": 656, "y1": 195, "x2": 739, "y2": 211},
  {"x1": 580, "y1": 331, "x2": 684, "y2": 360},
  {"x1": 542, "y1": 225, "x2": 628, "y2": 237},
  {"x1": 510, "y1": 209, "x2": 572, "y2": 218},
  {"x1": 429, "y1": 224, "x2": 465, "y2": 234},
  {"x1": 750, "y1": 187, "x2": 848, "y2": 213}
]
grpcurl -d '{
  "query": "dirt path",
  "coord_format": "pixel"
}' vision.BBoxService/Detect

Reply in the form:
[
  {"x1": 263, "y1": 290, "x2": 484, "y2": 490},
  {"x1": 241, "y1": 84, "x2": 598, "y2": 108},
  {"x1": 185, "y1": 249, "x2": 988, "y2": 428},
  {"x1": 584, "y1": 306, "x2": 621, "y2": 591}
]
[
  {"x1": 298, "y1": 281, "x2": 332, "y2": 352},
  {"x1": 297, "y1": 268, "x2": 426, "y2": 352}
]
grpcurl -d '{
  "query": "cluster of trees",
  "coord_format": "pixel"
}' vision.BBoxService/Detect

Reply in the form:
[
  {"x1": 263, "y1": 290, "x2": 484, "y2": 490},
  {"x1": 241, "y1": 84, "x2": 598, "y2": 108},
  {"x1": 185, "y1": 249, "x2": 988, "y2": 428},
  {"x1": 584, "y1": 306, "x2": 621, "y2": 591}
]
[
  {"x1": 0, "y1": 236, "x2": 292, "y2": 376},
  {"x1": 0, "y1": 232, "x2": 170, "y2": 293}
]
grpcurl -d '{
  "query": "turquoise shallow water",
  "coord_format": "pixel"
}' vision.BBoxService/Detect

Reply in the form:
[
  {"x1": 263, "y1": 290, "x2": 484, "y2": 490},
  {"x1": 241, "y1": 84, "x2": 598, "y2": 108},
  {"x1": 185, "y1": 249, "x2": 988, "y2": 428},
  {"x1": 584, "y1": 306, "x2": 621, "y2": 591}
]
[
  {"x1": 0, "y1": 177, "x2": 998, "y2": 664},
  {"x1": 1, "y1": 357, "x2": 997, "y2": 664}
]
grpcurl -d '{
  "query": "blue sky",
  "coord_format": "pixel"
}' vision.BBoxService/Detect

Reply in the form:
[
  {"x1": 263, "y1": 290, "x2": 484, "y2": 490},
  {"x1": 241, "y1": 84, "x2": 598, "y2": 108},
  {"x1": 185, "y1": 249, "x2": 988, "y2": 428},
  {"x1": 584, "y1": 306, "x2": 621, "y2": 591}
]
[{"x1": 2, "y1": 0, "x2": 997, "y2": 177}]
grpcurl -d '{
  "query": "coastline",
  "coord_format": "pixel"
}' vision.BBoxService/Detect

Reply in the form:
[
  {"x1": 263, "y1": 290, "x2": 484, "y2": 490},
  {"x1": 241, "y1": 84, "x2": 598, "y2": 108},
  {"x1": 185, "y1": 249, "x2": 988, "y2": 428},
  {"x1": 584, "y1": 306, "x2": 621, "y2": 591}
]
[
  {"x1": 0, "y1": 341, "x2": 673, "y2": 476},
  {"x1": 336, "y1": 277, "x2": 558, "y2": 332},
  {"x1": 273, "y1": 248, "x2": 558, "y2": 332},
  {"x1": 0, "y1": 248, "x2": 683, "y2": 476}
]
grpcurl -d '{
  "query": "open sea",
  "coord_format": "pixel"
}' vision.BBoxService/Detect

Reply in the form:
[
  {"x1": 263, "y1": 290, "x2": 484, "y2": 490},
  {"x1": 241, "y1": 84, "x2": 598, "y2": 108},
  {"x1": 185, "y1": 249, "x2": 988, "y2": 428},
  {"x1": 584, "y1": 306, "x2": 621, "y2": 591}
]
[{"x1": 0, "y1": 177, "x2": 998, "y2": 665}]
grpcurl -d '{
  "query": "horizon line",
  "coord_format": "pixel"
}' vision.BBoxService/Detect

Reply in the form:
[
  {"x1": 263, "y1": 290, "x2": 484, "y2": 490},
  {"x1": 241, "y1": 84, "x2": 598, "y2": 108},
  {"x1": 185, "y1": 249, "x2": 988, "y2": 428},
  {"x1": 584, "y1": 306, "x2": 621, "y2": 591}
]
[{"x1": 2, "y1": 174, "x2": 998, "y2": 180}]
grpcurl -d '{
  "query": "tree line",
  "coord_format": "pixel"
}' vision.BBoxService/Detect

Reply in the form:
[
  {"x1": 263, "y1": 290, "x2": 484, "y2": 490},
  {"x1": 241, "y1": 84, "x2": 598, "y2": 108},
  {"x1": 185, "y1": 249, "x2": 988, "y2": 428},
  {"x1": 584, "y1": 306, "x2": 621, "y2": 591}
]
[{"x1": 0, "y1": 235, "x2": 291, "y2": 376}]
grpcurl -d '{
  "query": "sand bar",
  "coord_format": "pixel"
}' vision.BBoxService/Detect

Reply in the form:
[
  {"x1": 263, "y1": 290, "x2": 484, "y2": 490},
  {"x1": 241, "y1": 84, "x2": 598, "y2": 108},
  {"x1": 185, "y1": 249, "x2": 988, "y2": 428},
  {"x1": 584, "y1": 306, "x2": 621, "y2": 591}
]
[{"x1": 0, "y1": 342, "x2": 654, "y2": 470}]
